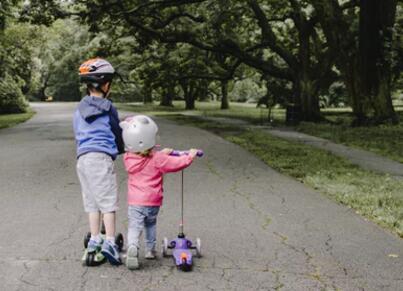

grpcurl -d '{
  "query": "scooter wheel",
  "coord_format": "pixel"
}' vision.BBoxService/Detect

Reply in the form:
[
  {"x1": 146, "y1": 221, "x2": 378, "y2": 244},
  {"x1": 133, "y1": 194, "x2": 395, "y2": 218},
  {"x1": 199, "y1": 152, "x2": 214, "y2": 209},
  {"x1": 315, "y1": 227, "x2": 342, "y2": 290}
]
[
  {"x1": 180, "y1": 258, "x2": 192, "y2": 272},
  {"x1": 161, "y1": 237, "x2": 169, "y2": 257},
  {"x1": 115, "y1": 233, "x2": 124, "y2": 252},
  {"x1": 85, "y1": 252, "x2": 95, "y2": 266},
  {"x1": 84, "y1": 232, "x2": 91, "y2": 249},
  {"x1": 196, "y1": 238, "x2": 202, "y2": 258}
]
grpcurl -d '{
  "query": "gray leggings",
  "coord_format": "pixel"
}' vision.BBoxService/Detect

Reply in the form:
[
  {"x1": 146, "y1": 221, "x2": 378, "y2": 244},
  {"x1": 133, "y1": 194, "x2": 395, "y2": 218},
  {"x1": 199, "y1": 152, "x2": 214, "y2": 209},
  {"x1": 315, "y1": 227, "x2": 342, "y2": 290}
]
[{"x1": 128, "y1": 205, "x2": 160, "y2": 251}]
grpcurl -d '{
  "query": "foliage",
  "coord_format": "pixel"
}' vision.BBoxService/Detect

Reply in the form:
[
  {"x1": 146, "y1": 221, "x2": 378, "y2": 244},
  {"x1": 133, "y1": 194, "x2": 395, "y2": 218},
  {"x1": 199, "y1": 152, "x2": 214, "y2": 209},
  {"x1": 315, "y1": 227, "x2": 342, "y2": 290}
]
[
  {"x1": 231, "y1": 78, "x2": 265, "y2": 103},
  {"x1": 1, "y1": 0, "x2": 401, "y2": 124},
  {"x1": 0, "y1": 74, "x2": 28, "y2": 114}
]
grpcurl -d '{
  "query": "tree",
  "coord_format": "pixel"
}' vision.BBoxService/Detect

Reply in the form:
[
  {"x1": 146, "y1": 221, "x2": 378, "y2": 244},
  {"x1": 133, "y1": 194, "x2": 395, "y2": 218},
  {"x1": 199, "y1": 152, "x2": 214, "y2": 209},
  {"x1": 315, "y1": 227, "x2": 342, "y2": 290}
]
[
  {"x1": 359, "y1": 0, "x2": 398, "y2": 123},
  {"x1": 310, "y1": 0, "x2": 399, "y2": 125},
  {"x1": 70, "y1": 0, "x2": 338, "y2": 121}
]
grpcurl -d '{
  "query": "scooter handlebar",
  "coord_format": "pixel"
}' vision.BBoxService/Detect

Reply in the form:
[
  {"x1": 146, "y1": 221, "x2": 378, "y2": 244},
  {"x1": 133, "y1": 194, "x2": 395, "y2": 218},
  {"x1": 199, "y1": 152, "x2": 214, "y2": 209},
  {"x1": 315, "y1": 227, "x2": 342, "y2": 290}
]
[{"x1": 170, "y1": 150, "x2": 204, "y2": 157}]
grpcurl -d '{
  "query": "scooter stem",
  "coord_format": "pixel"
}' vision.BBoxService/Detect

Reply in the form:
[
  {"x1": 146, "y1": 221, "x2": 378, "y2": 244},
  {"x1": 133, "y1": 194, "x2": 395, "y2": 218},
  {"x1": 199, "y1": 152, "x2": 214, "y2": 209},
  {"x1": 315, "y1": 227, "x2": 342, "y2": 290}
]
[{"x1": 180, "y1": 170, "x2": 184, "y2": 235}]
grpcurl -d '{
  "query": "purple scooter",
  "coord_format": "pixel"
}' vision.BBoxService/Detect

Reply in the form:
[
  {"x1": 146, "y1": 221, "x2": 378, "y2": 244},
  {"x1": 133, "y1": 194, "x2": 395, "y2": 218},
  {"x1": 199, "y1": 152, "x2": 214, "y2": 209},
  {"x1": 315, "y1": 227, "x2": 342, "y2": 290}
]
[{"x1": 161, "y1": 150, "x2": 203, "y2": 272}]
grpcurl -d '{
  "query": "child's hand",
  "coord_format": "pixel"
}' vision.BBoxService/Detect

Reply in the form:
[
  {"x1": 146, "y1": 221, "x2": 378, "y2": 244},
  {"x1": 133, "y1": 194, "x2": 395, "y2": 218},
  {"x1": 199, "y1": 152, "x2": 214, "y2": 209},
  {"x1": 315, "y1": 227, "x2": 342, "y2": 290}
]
[
  {"x1": 161, "y1": 148, "x2": 173, "y2": 154},
  {"x1": 189, "y1": 148, "x2": 198, "y2": 158}
]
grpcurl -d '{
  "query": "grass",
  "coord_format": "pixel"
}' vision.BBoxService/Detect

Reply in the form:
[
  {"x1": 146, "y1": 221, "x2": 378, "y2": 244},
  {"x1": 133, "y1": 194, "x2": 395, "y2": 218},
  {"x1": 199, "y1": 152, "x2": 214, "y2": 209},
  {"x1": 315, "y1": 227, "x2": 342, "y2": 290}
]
[
  {"x1": 118, "y1": 101, "x2": 403, "y2": 163},
  {"x1": 136, "y1": 112, "x2": 403, "y2": 238},
  {"x1": 296, "y1": 111, "x2": 403, "y2": 163},
  {"x1": 0, "y1": 110, "x2": 35, "y2": 129}
]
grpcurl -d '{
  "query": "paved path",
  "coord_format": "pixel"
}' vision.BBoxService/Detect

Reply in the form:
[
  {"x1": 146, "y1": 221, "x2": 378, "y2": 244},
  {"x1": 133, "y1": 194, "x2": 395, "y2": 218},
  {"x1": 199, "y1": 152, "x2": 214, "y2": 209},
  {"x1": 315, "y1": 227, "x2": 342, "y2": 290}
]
[
  {"x1": 0, "y1": 103, "x2": 402, "y2": 291},
  {"x1": 182, "y1": 114, "x2": 403, "y2": 180}
]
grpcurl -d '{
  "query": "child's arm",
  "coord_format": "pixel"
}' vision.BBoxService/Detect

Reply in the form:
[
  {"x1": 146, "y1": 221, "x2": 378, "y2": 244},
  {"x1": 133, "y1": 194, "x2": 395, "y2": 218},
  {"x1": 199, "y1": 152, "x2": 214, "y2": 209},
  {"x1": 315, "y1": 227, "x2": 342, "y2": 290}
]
[{"x1": 156, "y1": 151, "x2": 195, "y2": 174}]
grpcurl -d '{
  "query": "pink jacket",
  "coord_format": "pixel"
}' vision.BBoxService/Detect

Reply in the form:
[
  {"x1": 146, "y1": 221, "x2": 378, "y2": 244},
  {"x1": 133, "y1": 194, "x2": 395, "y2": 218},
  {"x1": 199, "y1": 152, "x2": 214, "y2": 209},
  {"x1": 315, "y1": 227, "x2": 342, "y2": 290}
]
[{"x1": 123, "y1": 151, "x2": 194, "y2": 206}]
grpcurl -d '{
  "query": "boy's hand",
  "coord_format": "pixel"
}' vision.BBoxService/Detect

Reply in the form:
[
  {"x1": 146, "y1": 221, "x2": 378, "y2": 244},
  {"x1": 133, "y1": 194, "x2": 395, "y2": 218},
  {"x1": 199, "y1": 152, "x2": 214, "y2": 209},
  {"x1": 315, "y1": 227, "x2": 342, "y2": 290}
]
[
  {"x1": 161, "y1": 148, "x2": 173, "y2": 154},
  {"x1": 189, "y1": 149, "x2": 198, "y2": 158}
]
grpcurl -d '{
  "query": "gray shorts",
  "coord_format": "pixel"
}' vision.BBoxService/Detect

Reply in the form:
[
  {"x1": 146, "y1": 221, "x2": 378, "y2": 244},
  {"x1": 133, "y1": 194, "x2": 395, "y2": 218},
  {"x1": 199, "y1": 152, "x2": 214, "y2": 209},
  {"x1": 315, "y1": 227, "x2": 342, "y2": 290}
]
[{"x1": 76, "y1": 152, "x2": 119, "y2": 213}]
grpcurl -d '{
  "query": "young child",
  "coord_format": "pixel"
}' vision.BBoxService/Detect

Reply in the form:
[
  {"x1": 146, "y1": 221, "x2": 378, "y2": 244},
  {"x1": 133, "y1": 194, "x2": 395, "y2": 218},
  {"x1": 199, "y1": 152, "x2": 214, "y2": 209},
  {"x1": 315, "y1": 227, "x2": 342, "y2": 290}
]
[
  {"x1": 119, "y1": 115, "x2": 198, "y2": 270},
  {"x1": 73, "y1": 58, "x2": 124, "y2": 265}
]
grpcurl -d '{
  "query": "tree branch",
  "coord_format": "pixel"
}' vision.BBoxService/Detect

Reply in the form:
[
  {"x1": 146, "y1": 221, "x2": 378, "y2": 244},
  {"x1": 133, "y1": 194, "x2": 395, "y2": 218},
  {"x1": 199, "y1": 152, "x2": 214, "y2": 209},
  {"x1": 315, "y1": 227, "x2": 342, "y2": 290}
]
[
  {"x1": 248, "y1": 0, "x2": 299, "y2": 70},
  {"x1": 111, "y1": 1, "x2": 294, "y2": 81},
  {"x1": 153, "y1": 12, "x2": 204, "y2": 29}
]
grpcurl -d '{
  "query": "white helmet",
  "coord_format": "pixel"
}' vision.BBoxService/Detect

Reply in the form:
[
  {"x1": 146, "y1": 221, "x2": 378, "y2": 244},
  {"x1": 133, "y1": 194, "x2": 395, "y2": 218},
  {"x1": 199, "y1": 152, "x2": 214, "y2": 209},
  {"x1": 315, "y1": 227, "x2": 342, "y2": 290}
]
[{"x1": 119, "y1": 115, "x2": 158, "y2": 152}]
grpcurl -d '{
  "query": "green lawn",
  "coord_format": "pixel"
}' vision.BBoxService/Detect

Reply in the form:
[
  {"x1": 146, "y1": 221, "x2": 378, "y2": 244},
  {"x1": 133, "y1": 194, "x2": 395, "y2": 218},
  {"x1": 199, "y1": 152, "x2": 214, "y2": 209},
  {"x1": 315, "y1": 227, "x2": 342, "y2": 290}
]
[
  {"x1": 0, "y1": 111, "x2": 35, "y2": 129},
  {"x1": 296, "y1": 111, "x2": 403, "y2": 163},
  {"x1": 163, "y1": 114, "x2": 403, "y2": 238}
]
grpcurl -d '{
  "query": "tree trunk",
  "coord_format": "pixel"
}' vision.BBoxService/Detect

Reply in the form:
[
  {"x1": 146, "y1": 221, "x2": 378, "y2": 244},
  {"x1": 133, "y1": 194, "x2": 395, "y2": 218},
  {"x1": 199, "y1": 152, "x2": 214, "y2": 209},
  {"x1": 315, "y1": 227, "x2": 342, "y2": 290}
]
[
  {"x1": 296, "y1": 19, "x2": 321, "y2": 122},
  {"x1": 343, "y1": 60, "x2": 369, "y2": 125},
  {"x1": 181, "y1": 82, "x2": 196, "y2": 110},
  {"x1": 220, "y1": 80, "x2": 229, "y2": 109},
  {"x1": 160, "y1": 85, "x2": 174, "y2": 107},
  {"x1": 185, "y1": 84, "x2": 196, "y2": 110},
  {"x1": 298, "y1": 78, "x2": 320, "y2": 122},
  {"x1": 359, "y1": 0, "x2": 397, "y2": 123},
  {"x1": 142, "y1": 81, "x2": 153, "y2": 104},
  {"x1": 198, "y1": 80, "x2": 209, "y2": 101},
  {"x1": 160, "y1": 94, "x2": 173, "y2": 106}
]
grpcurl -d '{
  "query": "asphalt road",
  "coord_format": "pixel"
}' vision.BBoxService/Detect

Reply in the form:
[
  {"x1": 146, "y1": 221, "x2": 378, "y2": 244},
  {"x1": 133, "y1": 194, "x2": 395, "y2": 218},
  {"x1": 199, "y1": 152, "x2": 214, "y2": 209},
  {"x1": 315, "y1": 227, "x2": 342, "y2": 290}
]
[{"x1": 0, "y1": 102, "x2": 402, "y2": 291}]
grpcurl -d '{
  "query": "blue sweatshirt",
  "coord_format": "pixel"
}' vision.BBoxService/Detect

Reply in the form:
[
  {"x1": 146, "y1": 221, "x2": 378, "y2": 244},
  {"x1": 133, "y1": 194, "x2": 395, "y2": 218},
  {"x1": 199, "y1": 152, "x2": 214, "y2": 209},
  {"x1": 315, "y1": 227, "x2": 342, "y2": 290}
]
[{"x1": 73, "y1": 96, "x2": 124, "y2": 160}]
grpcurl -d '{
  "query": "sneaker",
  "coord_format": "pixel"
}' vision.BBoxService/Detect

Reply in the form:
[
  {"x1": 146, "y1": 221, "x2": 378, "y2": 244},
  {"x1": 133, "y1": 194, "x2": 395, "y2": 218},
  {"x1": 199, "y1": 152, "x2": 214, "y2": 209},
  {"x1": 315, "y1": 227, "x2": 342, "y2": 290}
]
[
  {"x1": 101, "y1": 240, "x2": 122, "y2": 265},
  {"x1": 87, "y1": 239, "x2": 102, "y2": 253},
  {"x1": 126, "y1": 245, "x2": 139, "y2": 270},
  {"x1": 145, "y1": 250, "x2": 156, "y2": 260}
]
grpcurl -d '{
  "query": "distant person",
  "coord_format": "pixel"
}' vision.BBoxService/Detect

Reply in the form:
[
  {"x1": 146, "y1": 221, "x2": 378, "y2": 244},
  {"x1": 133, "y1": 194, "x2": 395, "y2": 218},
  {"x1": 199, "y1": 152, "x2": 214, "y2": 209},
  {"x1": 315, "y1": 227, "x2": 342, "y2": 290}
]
[
  {"x1": 73, "y1": 58, "x2": 124, "y2": 265},
  {"x1": 119, "y1": 115, "x2": 198, "y2": 270}
]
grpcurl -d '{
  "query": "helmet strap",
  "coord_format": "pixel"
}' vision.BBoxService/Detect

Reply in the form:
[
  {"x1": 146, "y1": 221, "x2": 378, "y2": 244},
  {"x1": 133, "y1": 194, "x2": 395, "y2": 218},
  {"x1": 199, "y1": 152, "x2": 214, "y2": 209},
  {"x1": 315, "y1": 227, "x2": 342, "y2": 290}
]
[{"x1": 102, "y1": 81, "x2": 112, "y2": 98}]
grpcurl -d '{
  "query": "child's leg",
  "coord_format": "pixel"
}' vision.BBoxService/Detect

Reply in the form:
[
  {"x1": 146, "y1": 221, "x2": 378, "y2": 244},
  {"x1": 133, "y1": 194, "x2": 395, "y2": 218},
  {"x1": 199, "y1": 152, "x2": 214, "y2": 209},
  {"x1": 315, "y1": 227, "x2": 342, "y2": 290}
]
[
  {"x1": 128, "y1": 206, "x2": 146, "y2": 248},
  {"x1": 126, "y1": 206, "x2": 145, "y2": 270},
  {"x1": 144, "y1": 207, "x2": 160, "y2": 252}
]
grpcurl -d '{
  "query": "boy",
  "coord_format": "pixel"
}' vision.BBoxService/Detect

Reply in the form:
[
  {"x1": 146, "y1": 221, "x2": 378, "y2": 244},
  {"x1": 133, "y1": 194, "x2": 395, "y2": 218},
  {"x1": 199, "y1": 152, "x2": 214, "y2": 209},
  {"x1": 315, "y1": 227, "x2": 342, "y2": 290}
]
[{"x1": 73, "y1": 58, "x2": 124, "y2": 265}]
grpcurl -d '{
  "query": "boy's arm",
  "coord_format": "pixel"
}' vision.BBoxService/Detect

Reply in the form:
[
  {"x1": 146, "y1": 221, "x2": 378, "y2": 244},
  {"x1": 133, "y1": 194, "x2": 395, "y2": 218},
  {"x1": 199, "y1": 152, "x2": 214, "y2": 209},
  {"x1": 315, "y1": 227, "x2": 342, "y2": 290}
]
[
  {"x1": 156, "y1": 153, "x2": 194, "y2": 174},
  {"x1": 109, "y1": 106, "x2": 125, "y2": 154}
]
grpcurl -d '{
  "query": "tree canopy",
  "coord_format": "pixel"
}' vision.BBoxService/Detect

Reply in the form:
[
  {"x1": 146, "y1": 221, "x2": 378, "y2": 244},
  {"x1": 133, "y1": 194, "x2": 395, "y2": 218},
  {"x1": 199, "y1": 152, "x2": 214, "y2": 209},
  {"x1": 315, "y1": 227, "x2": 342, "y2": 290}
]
[{"x1": 0, "y1": 0, "x2": 401, "y2": 125}]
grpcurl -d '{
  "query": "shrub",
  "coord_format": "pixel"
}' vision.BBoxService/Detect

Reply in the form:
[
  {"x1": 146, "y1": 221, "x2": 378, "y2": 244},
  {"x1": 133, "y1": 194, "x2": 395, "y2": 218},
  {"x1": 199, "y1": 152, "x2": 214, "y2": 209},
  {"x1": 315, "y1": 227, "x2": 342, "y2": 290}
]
[{"x1": 0, "y1": 74, "x2": 28, "y2": 114}]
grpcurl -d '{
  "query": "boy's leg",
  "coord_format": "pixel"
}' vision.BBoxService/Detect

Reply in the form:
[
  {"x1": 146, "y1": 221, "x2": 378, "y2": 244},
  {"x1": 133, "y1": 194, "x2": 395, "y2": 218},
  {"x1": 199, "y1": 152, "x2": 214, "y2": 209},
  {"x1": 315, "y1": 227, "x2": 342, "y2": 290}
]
[
  {"x1": 89, "y1": 212, "x2": 101, "y2": 236},
  {"x1": 94, "y1": 154, "x2": 118, "y2": 242},
  {"x1": 103, "y1": 212, "x2": 115, "y2": 241},
  {"x1": 101, "y1": 211, "x2": 122, "y2": 265},
  {"x1": 84, "y1": 153, "x2": 120, "y2": 264},
  {"x1": 77, "y1": 155, "x2": 102, "y2": 252},
  {"x1": 144, "y1": 207, "x2": 160, "y2": 259},
  {"x1": 88, "y1": 212, "x2": 103, "y2": 251}
]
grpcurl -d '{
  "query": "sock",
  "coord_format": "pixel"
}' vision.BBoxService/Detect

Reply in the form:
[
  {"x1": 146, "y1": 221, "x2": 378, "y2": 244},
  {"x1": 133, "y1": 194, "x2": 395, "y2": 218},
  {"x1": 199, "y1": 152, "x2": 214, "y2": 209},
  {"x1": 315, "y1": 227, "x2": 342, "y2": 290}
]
[
  {"x1": 106, "y1": 236, "x2": 115, "y2": 243},
  {"x1": 90, "y1": 234, "x2": 101, "y2": 243}
]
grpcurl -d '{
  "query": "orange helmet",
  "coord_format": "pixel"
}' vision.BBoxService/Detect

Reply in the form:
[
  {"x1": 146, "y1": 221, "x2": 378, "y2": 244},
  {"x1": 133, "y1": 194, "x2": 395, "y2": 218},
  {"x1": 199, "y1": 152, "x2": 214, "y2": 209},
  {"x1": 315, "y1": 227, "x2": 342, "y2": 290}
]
[{"x1": 79, "y1": 58, "x2": 115, "y2": 84}]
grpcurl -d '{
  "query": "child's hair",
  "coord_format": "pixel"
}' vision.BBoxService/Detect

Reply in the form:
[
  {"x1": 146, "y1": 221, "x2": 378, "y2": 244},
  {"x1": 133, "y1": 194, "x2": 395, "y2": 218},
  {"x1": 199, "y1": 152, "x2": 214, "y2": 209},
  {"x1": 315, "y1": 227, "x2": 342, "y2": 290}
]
[{"x1": 136, "y1": 148, "x2": 153, "y2": 157}]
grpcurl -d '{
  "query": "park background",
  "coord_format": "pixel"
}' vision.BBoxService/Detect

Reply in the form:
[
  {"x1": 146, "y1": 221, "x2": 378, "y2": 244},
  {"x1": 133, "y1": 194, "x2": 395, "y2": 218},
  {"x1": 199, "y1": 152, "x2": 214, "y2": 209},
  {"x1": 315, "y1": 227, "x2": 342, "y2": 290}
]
[{"x1": 0, "y1": 0, "x2": 402, "y2": 250}]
